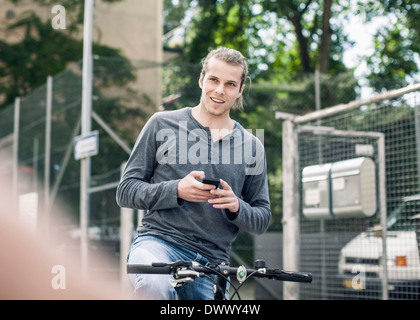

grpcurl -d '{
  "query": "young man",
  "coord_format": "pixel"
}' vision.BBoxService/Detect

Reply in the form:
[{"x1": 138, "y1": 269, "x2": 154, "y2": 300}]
[{"x1": 116, "y1": 47, "x2": 271, "y2": 300}]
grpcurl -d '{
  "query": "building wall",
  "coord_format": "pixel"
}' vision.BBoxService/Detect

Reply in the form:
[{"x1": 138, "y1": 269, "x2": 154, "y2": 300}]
[{"x1": 94, "y1": 0, "x2": 163, "y2": 109}]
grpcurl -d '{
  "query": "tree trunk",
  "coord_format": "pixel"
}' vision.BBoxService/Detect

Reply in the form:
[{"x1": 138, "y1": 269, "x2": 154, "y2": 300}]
[
  {"x1": 318, "y1": 0, "x2": 332, "y2": 74},
  {"x1": 290, "y1": 16, "x2": 312, "y2": 73}
]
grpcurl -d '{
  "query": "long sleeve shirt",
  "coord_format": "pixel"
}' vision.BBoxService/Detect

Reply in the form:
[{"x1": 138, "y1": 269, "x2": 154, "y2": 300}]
[{"x1": 116, "y1": 107, "x2": 271, "y2": 263}]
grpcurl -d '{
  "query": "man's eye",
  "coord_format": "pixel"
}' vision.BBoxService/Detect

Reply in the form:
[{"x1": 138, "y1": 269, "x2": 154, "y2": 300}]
[{"x1": 227, "y1": 82, "x2": 235, "y2": 87}]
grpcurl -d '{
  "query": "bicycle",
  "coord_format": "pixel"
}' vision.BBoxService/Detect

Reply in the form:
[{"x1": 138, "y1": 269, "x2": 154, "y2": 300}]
[{"x1": 127, "y1": 259, "x2": 312, "y2": 300}]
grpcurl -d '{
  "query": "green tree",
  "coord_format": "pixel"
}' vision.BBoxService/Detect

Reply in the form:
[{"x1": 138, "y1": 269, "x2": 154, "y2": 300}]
[
  {"x1": 358, "y1": 0, "x2": 420, "y2": 91},
  {"x1": 0, "y1": 12, "x2": 82, "y2": 109},
  {"x1": 259, "y1": 0, "x2": 351, "y2": 75}
]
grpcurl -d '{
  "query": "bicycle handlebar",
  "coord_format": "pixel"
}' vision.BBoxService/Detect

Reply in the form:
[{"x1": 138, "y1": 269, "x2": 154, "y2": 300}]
[{"x1": 126, "y1": 260, "x2": 312, "y2": 283}]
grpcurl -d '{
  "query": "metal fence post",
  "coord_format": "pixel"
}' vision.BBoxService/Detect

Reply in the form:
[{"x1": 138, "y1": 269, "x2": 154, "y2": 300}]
[
  {"x1": 282, "y1": 118, "x2": 300, "y2": 300},
  {"x1": 415, "y1": 102, "x2": 420, "y2": 194},
  {"x1": 44, "y1": 75, "x2": 52, "y2": 238},
  {"x1": 120, "y1": 163, "x2": 133, "y2": 294},
  {"x1": 12, "y1": 97, "x2": 20, "y2": 216},
  {"x1": 377, "y1": 134, "x2": 389, "y2": 300},
  {"x1": 80, "y1": 0, "x2": 94, "y2": 279},
  {"x1": 120, "y1": 206, "x2": 134, "y2": 294}
]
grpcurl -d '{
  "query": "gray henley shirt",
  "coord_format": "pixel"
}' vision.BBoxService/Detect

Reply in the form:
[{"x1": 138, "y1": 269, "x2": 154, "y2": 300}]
[{"x1": 116, "y1": 107, "x2": 271, "y2": 263}]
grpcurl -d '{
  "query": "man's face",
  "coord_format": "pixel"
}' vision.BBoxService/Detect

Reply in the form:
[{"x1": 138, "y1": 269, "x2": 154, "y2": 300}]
[{"x1": 199, "y1": 57, "x2": 244, "y2": 117}]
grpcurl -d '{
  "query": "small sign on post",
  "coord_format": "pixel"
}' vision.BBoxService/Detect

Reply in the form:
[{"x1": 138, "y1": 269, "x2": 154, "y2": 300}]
[
  {"x1": 74, "y1": 130, "x2": 99, "y2": 160},
  {"x1": 19, "y1": 192, "x2": 38, "y2": 232}
]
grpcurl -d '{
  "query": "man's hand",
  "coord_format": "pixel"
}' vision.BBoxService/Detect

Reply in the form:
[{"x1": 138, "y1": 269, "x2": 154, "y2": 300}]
[
  {"x1": 177, "y1": 171, "x2": 217, "y2": 202},
  {"x1": 208, "y1": 179, "x2": 239, "y2": 214}
]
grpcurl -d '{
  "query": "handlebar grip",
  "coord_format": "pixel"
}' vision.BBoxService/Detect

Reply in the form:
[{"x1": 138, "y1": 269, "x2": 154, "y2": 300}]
[
  {"x1": 271, "y1": 271, "x2": 312, "y2": 283},
  {"x1": 126, "y1": 263, "x2": 171, "y2": 274}
]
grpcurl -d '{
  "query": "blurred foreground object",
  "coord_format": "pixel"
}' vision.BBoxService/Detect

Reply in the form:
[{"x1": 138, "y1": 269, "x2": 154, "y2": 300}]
[{"x1": 0, "y1": 177, "x2": 130, "y2": 300}]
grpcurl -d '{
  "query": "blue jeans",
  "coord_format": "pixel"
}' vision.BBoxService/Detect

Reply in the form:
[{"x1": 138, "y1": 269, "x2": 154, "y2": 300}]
[{"x1": 127, "y1": 235, "x2": 229, "y2": 300}]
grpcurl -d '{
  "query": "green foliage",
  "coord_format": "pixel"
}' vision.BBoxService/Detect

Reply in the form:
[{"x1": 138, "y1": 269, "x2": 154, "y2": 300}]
[
  {"x1": 163, "y1": 0, "x2": 191, "y2": 34},
  {"x1": 182, "y1": 0, "x2": 252, "y2": 63},
  {"x1": 0, "y1": 13, "x2": 82, "y2": 108},
  {"x1": 356, "y1": 0, "x2": 420, "y2": 91},
  {"x1": 367, "y1": 18, "x2": 418, "y2": 91}
]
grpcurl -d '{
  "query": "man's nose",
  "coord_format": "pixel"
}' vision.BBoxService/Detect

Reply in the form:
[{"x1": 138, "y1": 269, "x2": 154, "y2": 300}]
[{"x1": 215, "y1": 83, "x2": 224, "y2": 95}]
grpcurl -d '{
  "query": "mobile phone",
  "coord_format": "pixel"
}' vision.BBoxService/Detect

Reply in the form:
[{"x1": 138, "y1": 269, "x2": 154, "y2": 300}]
[{"x1": 202, "y1": 177, "x2": 220, "y2": 188}]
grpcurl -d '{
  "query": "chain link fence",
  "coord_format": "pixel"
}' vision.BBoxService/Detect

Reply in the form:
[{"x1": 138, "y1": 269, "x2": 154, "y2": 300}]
[
  {"x1": 257, "y1": 85, "x2": 420, "y2": 300},
  {"x1": 1, "y1": 57, "x2": 419, "y2": 299},
  {"x1": 302, "y1": 90, "x2": 420, "y2": 300}
]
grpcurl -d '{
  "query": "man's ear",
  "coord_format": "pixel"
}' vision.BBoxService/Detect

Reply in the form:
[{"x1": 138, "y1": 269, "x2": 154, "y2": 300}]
[
  {"x1": 238, "y1": 83, "x2": 245, "y2": 96},
  {"x1": 199, "y1": 73, "x2": 204, "y2": 88}
]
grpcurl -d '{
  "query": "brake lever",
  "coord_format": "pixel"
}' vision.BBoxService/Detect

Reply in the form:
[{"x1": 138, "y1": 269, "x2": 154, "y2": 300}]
[{"x1": 169, "y1": 265, "x2": 202, "y2": 288}]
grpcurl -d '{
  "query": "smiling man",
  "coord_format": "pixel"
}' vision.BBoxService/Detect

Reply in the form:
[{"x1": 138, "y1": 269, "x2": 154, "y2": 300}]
[{"x1": 116, "y1": 47, "x2": 271, "y2": 300}]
